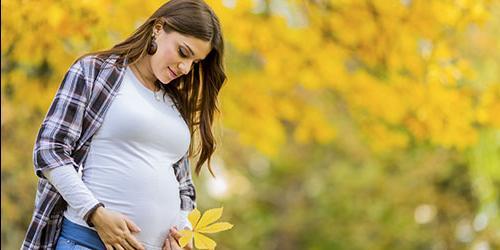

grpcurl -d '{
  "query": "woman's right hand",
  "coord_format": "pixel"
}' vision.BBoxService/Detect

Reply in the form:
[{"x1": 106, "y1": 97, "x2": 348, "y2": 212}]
[{"x1": 90, "y1": 206, "x2": 146, "y2": 250}]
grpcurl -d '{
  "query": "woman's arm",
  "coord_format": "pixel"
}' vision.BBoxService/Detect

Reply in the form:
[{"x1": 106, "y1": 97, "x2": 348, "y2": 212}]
[
  {"x1": 35, "y1": 56, "x2": 104, "y2": 226},
  {"x1": 33, "y1": 58, "x2": 91, "y2": 179},
  {"x1": 42, "y1": 165, "x2": 102, "y2": 226}
]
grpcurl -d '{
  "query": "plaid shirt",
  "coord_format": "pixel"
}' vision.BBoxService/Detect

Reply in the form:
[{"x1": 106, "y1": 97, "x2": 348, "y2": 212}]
[{"x1": 21, "y1": 54, "x2": 196, "y2": 249}]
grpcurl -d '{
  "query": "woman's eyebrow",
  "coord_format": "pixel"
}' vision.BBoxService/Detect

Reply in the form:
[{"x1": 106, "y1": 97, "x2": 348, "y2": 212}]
[{"x1": 183, "y1": 42, "x2": 195, "y2": 57}]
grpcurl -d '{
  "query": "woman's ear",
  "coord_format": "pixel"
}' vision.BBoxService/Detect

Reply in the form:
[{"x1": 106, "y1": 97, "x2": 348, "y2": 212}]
[{"x1": 153, "y1": 22, "x2": 163, "y2": 36}]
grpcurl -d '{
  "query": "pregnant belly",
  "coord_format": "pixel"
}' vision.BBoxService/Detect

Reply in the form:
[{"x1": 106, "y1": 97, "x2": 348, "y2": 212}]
[{"x1": 83, "y1": 164, "x2": 182, "y2": 248}]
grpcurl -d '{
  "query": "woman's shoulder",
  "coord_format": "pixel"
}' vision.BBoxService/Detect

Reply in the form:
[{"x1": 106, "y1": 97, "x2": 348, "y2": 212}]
[
  {"x1": 76, "y1": 53, "x2": 123, "y2": 69},
  {"x1": 69, "y1": 53, "x2": 126, "y2": 81}
]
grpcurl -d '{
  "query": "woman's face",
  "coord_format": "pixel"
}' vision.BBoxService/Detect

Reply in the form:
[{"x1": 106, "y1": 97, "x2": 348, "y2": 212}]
[{"x1": 149, "y1": 24, "x2": 212, "y2": 84}]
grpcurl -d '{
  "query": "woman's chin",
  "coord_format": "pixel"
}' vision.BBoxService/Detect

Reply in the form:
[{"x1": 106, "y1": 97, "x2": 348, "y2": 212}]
[{"x1": 157, "y1": 77, "x2": 171, "y2": 85}]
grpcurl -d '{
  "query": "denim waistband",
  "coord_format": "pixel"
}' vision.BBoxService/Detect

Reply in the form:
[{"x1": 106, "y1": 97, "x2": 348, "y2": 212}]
[{"x1": 60, "y1": 216, "x2": 106, "y2": 249}]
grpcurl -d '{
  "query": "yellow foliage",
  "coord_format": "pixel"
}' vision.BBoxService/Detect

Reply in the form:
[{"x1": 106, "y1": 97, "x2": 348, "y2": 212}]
[
  {"x1": 1, "y1": 0, "x2": 497, "y2": 157},
  {"x1": 477, "y1": 84, "x2": 500, "y2": 128},
  {"x1": 294, "y1": 107, "x2": 336, "y2": 145},
  {"x1": 2, "y1": 0, "x2": 500, "y2": 248}
]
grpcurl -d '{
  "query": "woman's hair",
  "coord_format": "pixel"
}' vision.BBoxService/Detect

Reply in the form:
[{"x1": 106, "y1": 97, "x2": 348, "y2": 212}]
[{"x1": 81, "y1": 0, "x2": 226, "y2": 176}]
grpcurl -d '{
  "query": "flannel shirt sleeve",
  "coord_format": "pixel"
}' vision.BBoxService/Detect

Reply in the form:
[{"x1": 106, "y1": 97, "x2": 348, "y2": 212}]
[
  {"x1": 174, "y1": 152, "x2": 197, "y2": 212},
  {"x1": 33, "y1": 58, "x2": 91, "y2": 179}
]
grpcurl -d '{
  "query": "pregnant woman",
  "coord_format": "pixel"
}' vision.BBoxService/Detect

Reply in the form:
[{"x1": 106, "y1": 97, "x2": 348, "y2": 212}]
[{"x1": 21, "y1": 0, "x2": 226, "y2": 249}]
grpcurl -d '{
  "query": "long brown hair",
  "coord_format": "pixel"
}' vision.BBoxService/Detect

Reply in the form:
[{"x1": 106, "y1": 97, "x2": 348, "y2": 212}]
[{"x1": 81, "y1": 0, "x2": 225, "y2": 176}]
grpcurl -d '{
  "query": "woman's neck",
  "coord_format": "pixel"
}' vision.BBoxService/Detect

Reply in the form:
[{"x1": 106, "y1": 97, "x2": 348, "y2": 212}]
[{"x1": 133, "y1": 57, "x2": 158, "y2": 91}]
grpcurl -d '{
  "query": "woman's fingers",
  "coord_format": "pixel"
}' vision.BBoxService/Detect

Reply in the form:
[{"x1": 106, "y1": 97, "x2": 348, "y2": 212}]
[
  {"x1": 169, "y1": 227, "x2": 182, "y2": 241},
  {"x1": 125, "y1": 232, "x2": 145, "y2": 250},
  {"x1": 169, "y1": 227, "x2": 192, "y2": 250},
  {"x1": 120, "y1": 238, "x2": 137, "y2": 250},
  {"x1": 121, "y1": 217, "x2": 145, "y2": 250},
  {"x1": 168, "y1": 235, "x2": 184, "y2": 250},
  {"x1": 162, "y1": 235, "x2": 183, "y2": 250},
  {"x1": 113, "y1": 243, "x2": 125, "y2": 250},
  {"x1": 105, "y1": 244, "x2": 113, "y2": 250},
  {"x1": 163, "y1": 237, "x2": 172, "y2": 250},
  {"x1": 124, "y1": 217, "x2": 142, "y2": 233},
  {"x1": 164, "y1": 228, "x2": 193, "y2": 250}
]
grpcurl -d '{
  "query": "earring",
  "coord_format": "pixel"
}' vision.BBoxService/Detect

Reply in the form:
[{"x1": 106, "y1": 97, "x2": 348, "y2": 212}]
[{"x1": 147, "y1": 34, "x2": 157, "y2": 55}]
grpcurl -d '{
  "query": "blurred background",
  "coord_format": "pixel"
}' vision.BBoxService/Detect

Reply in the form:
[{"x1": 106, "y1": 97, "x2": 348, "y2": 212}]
[{"x1": 2, "y1": 0, "x2": 499, "y2": 249}]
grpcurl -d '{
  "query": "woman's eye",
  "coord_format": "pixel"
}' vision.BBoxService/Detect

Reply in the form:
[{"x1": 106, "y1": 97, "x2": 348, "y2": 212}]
[{"x1": 178, "y1": 48, "x2": 188, "y2": 58}]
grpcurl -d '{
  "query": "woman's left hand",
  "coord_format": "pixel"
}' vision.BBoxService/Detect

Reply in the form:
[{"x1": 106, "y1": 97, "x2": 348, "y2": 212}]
[{"x1": 162, "y1": 226, "x2": 193, "y2": 250}]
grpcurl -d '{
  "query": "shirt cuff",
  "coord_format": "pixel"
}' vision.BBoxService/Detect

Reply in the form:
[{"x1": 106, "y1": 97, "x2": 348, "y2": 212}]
[{"x1": 84, "y1": 202, "x2": 105, "y2": 227}]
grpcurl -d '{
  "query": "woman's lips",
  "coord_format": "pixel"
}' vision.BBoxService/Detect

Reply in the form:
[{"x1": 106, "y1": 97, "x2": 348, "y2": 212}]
[{"x1": 168, "y1": 67, "x2": 177, "y2": 78}]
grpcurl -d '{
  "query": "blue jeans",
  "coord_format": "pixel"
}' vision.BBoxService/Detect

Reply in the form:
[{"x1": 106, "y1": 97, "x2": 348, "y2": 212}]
[{"x1": 56, "y1": 217, "x2": 106, "y2": 250}]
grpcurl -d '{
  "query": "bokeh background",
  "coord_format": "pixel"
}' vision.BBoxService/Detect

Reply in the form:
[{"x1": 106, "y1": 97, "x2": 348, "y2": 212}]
[{"x1": 2, "y1": 0, "x2": 499, "y2": 249}]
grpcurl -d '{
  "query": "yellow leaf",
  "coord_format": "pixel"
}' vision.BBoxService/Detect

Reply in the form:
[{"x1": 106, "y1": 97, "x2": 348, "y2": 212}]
[
  {"x1": 194, "y1": 232, "x2": 217, "y2": 249},
  {"x1": 188, "y1": 208, "x2": 201, "y2": 228},
  {"x1": 178, "y1": 230, "x2": 194, "y2": 248},
  {"x1": 197, "y1": 222, "x2": 234, "y2": 234},
  {"x1": 196, "y1": 207, "x2": 223, "y2": 230}
]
